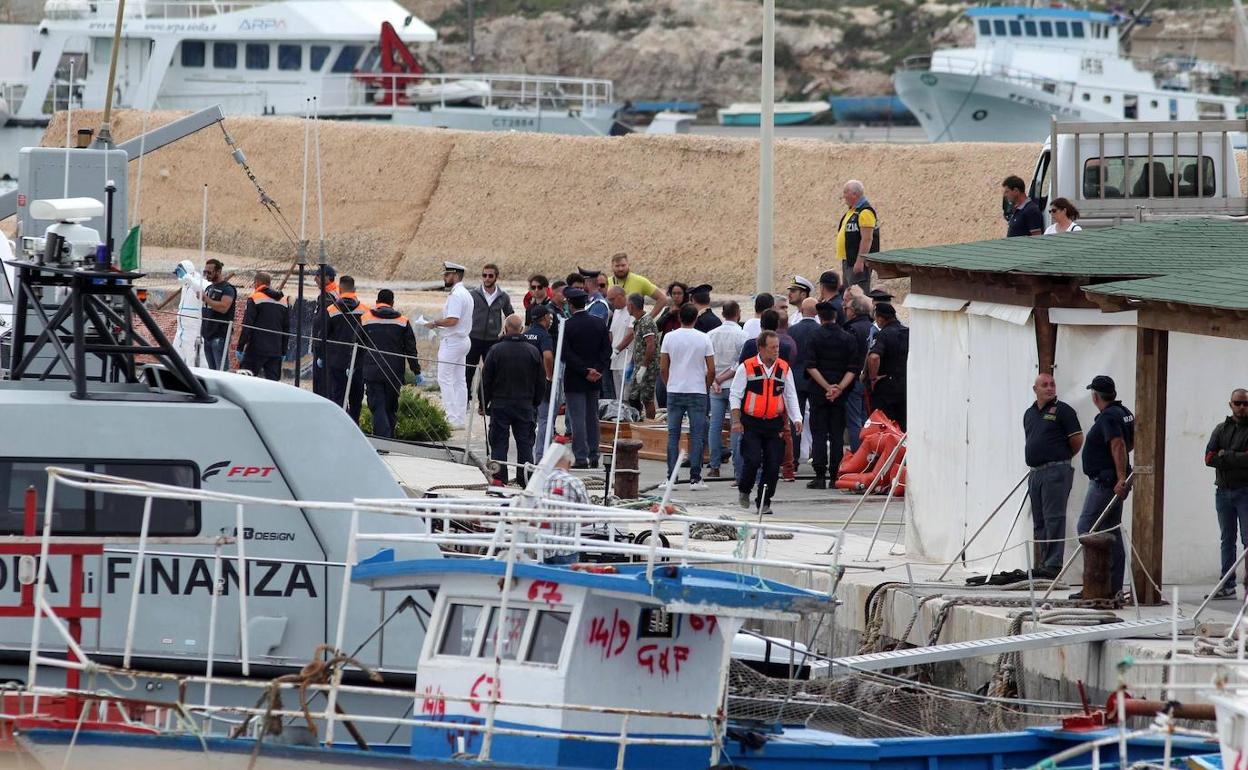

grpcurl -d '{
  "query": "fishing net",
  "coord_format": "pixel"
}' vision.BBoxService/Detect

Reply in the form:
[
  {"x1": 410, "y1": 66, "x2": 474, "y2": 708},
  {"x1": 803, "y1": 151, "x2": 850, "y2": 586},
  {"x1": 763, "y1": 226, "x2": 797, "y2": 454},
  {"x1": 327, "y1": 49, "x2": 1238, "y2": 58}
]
[{"x1": 725, "y1": 660, "x2": 1066, "y2": 738}]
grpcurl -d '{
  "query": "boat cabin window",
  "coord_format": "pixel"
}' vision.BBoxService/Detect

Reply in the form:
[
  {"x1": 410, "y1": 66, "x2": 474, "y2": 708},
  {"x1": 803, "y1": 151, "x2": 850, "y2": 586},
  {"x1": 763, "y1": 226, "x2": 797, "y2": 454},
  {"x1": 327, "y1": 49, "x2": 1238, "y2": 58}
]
[
  {"x1": 1071, "y1": 21, "x2": 1084, "y2": 37},
  {"x1": 435, "y1": 601, "x2": 571, "y2": 666},
  {"x1": 1083, "y1": 155, "x2": 1216, "y2": 199},
  {"x1": 359, "y1": 46, "x2": 381, "y2": 73},
  {"x1": 246, "y1": 43, "x2": 270, "y2": 71},
  {"x1": 214, "y1": 42, "x2": 237, "y2": 69},
  {"x1": 1055, "y1": 21, "x2": 1069, "y2": 38},
  {"x1": 180, "y1": 41, "x2": 206, "y2": 68},
  {"x1": 528, "y1": 611, "x2": 570, "y2": 665},
  {"x1": 992, "y1": 19, "x2": 1006, "y2": 36},
  {"x1": 439, "y1": 603, "x2": 484, "y2": 656},
  {"x1": 0, "y1": 460, "x2": 200, "y2": 536},
  {"x1": 331, "y1": 45, "x2": 363, "y2": 73},
  {"x1": 1040, "y1": 21, "x2": 1053, "y2": 37},
  {"x1": 1008, "y1": 20, "x2": 1021, "y2": 36},
  {"x1": 278, "y1": 44, "x2": 302, "y2": 71},
  {"x1": 1024, "y1": 21, "x2": 1037, "y2": 36},
  {"x1": 310, "y1": 45, "x2": 331, "y2": 72},
  {"x1": 482, "y1": 606, "x2": 527, "y2": 661},
  {"x1": 978, "y1": 19, "x2": 990, "y2": 35},
  {"x1": 1123, "y1": 94, "x2": 1138, "y2": 120}
]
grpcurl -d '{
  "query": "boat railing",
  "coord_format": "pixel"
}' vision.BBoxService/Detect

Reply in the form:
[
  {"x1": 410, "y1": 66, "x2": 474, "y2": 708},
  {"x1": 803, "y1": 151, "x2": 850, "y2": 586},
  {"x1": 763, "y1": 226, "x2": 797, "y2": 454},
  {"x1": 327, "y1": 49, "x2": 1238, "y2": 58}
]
[
  {"x1": 903, "y1": 53, "x2": 1079, "y2": 100},
  {"x1": 323, "y1": 71, "x2": 616, "y2": 114}
]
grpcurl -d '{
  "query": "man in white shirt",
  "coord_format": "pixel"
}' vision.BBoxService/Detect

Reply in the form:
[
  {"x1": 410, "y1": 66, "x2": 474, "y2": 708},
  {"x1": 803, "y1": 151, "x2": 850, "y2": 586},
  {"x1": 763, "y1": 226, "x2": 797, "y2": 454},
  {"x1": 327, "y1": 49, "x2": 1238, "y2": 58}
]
[
  {"x1": 741, "y1": 292, "x2": 775, "y2": 341},
  {"x1": 427, "y1": 261, "x2": 474, "y2": 429},
  {"x1": 706, "y1": 301, "x2": 748, "y2": 478},
  {"x1": 659, "y1": 304, "x2": 715, "y2": 491},
  {"x1": 606, "y1": 286, "x2": 632, "y2": 403},
  {"x1": 730, "y1": 330, "x2": 802, "y2": 514}
]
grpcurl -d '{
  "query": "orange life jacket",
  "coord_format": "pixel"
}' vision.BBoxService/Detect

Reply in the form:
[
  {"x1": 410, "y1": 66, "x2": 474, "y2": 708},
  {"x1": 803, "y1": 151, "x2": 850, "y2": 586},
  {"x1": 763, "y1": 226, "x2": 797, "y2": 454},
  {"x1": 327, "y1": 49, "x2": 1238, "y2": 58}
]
[{"x1": 741, "y1": 356, "x2": 790, "y2": 420}]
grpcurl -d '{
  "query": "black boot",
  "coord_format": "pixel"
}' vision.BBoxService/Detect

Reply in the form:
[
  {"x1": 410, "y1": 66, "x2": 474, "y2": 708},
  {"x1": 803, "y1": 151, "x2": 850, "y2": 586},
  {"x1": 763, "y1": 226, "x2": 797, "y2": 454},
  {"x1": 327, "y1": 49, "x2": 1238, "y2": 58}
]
[{"x1": 806, "y1": 470, "x2": 827, "y2": 490}]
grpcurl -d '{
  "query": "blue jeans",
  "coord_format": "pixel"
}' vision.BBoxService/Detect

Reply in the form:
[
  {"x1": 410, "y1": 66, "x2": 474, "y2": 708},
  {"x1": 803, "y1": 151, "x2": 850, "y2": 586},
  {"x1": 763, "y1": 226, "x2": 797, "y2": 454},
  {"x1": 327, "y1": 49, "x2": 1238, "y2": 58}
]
[
  {"x1": 845, "y1": 380, "x2": 867, "y2": 452},
  {"x1": 707, "y1": 391, "x2": 741, "y2": 471},
  {"x1": 667, "y1": 392, "x2": 708, "y2": 482},
  {"x1": 1216, "y1": 487, "x2": 1248, "y2": 589},
  {"x1": 202, "y1": 335, "x2": 227, "y2": 371},
  {"x1": 1076, "y1": 479, "x2": 1125, "y2": 594}
]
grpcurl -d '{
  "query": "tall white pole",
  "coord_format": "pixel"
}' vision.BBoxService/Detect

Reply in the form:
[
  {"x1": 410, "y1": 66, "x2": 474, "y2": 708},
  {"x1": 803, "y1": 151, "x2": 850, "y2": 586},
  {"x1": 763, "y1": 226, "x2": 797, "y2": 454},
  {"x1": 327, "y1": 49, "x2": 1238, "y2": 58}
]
[{"x1": 756, "y1": 0, "x2": 775, "y2": 294}]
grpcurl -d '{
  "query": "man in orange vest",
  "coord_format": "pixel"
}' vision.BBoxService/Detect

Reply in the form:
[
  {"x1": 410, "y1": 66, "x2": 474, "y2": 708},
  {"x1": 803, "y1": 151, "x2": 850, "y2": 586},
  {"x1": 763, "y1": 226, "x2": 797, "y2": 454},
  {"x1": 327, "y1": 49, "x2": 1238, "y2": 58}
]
[
  {"x1": 730, "y1": 330, "x2": 803, "y2": 514},
  {"x1": 361, "y1": 289, "x2": 421, "y2": 439}
]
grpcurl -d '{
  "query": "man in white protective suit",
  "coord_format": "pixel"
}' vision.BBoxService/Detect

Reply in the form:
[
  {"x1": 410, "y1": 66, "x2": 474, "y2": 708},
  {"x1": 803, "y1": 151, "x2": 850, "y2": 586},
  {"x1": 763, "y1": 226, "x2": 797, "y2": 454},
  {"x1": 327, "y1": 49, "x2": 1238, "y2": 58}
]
[
  {"x1": 172, "y1": 259, "x2": 208, "y2": 366},
  {"x1": 427, "y1": 260, "x2": 473, "y2": 429}
]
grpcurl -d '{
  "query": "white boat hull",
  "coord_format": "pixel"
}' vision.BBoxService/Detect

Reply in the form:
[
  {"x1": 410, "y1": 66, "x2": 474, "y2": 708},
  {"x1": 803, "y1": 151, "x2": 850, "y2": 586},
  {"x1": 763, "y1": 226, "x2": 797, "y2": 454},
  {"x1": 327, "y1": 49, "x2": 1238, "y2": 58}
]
[{"x1": 894, "y1": 69, "x2": 1114, "y2": 143}]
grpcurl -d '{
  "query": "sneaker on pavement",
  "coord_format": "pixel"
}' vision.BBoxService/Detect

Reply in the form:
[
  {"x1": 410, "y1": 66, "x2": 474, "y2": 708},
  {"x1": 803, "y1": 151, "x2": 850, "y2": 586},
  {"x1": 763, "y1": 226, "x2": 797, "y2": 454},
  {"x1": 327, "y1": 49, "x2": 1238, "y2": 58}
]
[
  {"x1": 689, "y1": 480, "x2": 709, "y2": 491},
  {"x1": 1206, "y1": 585, "x2": 1237, "y2": 600},
  {"x1": 760, "y1": 504, "x2": 772, "y2": 515},
  {"x1": 706, "y1": 468, "x2": 721, "y2": 478},
  {"x1": 738, "y1": 492, "x2": 751, "y2": 509}
]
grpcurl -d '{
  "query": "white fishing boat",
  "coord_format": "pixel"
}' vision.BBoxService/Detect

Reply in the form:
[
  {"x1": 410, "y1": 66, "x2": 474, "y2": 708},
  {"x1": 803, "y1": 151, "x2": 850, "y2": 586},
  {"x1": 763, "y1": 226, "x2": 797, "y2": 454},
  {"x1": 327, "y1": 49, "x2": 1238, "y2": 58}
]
[
  {"x1": 716, "y1": 101, "x2": 830, "y2": 126},
  {"x1": 893, "y1": 6, "x2": 1240, "y2": 142}
]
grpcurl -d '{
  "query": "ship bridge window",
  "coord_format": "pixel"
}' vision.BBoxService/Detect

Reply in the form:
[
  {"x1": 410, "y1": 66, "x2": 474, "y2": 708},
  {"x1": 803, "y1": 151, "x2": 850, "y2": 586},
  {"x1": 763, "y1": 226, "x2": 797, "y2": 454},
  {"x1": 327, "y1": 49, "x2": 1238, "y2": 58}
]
[
  {"x1": 213, "y1": 42, "x2": 237, "y2": 69},
  {"x1": 1040, "y1": 21, "x2": 1053, "y2": 37},
  {"x1": 180, "y1": 41, "x2": 205, "y2": 68},
  {"x1": 0, "y1": 460, "x2": 200, "y2": 536},
  {"x1": 435, "y1": 601, "x2": 570, "y2": 666},
  {"x1": 1008, "y1": 20, "x2": 1021, "y2": 36},
  {"x1": 1083, "y1": 155, "x2": 1216, "y2": 199},
  {"x1": 978, "y1": 19, "x2": 990, "y2": 35},
  {"x1": 993, "y1": 19, "x2": 1006, "y2": 36},
  {"x1": 1071, "y1": 21, "x2": 1084, "y2": 37},
  {"x1": 359, "y1": 46, "x2": 381, "y2": 73},
  {"x1": 310, "y1": 45, "x2": 330, "y2": 71},
  {"x1": 246, "y1": 43, "x2": 270, "y2": 70},
  {"x1": 278, "y1": 44, "x2": 302, "y2": 71},
  {"x1": 331, "y1": 45, "x2": 363, "y2": 73},
  {"x1": 1055, "y1": 21, "x2": 1069, "y2": 38},
  {"x1": 1024, "y1": 21, "x2": 1037, "y2": 36}
]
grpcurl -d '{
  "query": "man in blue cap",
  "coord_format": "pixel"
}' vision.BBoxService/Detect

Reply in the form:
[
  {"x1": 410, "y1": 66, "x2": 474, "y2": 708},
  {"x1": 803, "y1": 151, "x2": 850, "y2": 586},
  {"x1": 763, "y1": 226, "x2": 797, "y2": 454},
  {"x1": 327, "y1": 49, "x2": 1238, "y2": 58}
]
[{"x1": 1074, "y1": 375, "x2": 1134, "y2": 599}]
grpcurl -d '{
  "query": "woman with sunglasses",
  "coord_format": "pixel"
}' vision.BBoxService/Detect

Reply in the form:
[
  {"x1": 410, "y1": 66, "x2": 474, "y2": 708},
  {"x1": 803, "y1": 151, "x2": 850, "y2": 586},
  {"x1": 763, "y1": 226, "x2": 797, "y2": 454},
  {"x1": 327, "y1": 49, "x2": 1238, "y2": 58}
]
[{"x1": 1044, "y1": 198, "x2": 1082, "y2": 234}]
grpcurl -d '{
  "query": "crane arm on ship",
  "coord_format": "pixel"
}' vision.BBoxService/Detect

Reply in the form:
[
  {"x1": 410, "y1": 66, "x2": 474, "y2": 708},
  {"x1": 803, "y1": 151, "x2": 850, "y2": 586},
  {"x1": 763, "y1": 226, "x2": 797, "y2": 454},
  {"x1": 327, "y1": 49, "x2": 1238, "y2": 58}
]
[{"x1": 354, "y1": 22, "x2": 427, "y2": 107}]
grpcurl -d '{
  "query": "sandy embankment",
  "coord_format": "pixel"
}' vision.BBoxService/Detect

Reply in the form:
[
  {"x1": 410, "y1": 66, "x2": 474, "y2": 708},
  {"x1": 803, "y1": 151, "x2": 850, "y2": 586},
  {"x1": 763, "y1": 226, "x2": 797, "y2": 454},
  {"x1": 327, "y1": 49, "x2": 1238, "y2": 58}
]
[{"x1": 20, "y1": 111, "x2": 1042, "y2": 295}]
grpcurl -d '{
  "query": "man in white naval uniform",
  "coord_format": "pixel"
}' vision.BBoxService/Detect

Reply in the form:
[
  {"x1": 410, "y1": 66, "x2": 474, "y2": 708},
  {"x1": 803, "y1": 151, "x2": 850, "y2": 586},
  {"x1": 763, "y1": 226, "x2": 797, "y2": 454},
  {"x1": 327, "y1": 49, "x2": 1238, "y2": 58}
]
[{"x1": 427, "y1": 261, "x2": 474, "y2": 429}]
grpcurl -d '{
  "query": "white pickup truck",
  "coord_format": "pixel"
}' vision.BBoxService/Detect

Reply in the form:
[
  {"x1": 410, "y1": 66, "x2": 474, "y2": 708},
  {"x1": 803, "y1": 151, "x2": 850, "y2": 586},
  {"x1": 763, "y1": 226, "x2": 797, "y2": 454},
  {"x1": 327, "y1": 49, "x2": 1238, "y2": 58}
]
[{"x1": 1028, "y1": 117, "x2": 1246, "y2": 229}]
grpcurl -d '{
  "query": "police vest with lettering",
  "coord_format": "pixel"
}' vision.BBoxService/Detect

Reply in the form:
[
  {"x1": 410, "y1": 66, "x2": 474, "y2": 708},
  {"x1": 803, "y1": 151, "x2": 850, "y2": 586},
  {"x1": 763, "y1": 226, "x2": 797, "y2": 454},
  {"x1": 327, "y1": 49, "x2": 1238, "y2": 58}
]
[{"x1": 742, "y1": 356, "x2": 790, "y2": 420}]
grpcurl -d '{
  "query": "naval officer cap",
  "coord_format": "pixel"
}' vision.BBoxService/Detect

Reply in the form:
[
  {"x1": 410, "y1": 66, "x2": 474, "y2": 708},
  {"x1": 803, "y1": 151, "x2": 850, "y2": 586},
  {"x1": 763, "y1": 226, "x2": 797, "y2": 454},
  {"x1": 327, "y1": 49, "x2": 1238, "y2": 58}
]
[
  {"x1": 577, "y1": 266, "x2": 603, "y2": 279},
  {"x1": 442, "y1": 261, "x2": 467, "y2": 274},
  {"x1": 788, "y1": 275, "x2": 815, "y2": 294},
  {"x1": 689, "y1": 283, "x2": 713, "y2": 301},
  {"x1": 867, "y1": 288, "x2": 894, "y2": 302}
]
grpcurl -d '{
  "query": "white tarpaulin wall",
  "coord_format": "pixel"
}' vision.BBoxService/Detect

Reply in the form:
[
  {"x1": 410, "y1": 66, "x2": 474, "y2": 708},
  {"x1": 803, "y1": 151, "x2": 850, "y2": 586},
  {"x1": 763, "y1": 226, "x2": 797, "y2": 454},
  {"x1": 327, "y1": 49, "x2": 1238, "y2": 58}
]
[
  {"x1": 1163, "y1": 332, "x2": 1248, "y2": 584},
  {"x1": 903, "y1": 296, "x2": 1036, "y2": 571},
  {"x1": 1053, "y1": 321, "x2": 1137, "y2": 583},
  {"x1": 904, "y1": 302, "x2": 970, "y2": 564}
]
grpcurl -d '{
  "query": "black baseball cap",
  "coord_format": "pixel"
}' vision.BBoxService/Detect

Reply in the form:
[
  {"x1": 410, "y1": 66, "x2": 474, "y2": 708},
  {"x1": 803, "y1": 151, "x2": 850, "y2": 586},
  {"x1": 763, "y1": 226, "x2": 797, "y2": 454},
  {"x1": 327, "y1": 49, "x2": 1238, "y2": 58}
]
[
  {"x1": 1086, "y1": 375, "x2": 1116, "y2": 394},
  {"x1": 818, "y1": 270, "x2": 840, "y2": 287},
  {"x1": 529, "y1": 305, "x2": 551, "y2": 320},
  {"x1": 563, "y1": 287, "x2": 588, "y2": 301}
]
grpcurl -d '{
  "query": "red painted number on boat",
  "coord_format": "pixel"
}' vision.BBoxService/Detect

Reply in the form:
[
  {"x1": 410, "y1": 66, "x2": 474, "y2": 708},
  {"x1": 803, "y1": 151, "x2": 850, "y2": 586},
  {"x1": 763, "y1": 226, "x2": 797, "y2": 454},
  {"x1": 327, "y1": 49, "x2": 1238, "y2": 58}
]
[
  {"x1": 526, "y1": 580, "x2": 563, "y2": 605},
  {"x1": 587, "y1": 609, "x2": 630, "y2": 659},
  {"x1": 469, "y1": 673, "x2": 501, "y2": 713},
  {"x1": 688, "y1": 614, "x2": 717, "y2": 634},
  {"x1": 419, "y1": 685, "x2": 446, "y2": 717}
]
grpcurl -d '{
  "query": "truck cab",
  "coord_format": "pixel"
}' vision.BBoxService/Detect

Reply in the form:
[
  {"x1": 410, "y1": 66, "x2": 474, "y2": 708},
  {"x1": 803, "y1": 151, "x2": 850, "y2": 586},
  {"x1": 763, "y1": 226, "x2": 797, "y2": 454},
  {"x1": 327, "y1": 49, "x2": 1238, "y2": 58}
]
[{"x1": 1030, "y1": 117, "x2": 1246, "y2": 229}]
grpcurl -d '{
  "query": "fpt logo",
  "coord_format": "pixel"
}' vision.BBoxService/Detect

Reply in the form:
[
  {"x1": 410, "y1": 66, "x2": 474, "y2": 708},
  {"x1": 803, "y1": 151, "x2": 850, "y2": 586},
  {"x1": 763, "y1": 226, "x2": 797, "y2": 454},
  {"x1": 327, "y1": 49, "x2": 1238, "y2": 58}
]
[{"x1": 202, "y1": 461, "x2": 278, "y2": 483}]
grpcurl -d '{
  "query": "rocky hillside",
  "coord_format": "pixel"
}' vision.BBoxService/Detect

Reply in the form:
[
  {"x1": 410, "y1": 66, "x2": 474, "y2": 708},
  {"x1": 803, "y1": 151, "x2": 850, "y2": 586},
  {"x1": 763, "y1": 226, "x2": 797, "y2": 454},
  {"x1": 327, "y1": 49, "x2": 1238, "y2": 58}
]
[{"x1": 405, "y1": 0, "x2": 974, "y2": 105}]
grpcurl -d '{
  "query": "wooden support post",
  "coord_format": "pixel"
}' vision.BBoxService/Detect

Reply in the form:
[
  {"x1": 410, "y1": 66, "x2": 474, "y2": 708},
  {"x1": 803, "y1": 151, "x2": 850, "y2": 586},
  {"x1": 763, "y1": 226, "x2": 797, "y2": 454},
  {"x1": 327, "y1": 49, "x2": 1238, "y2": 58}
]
[
  {"x1": 1034, "y1": 306, "x2": 1056, "y2": 375},
  {"x1": 1132, "y1": 327, "x2": 1167, "y2": 606}
]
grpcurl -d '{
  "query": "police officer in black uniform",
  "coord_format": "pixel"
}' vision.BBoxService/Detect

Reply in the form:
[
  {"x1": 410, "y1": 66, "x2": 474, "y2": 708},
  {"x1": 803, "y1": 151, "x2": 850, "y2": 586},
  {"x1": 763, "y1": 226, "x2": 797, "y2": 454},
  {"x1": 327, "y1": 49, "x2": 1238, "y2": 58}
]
[
  {"x1": 1074, "y1": 375, "x2": 1135, "y2": 598},
  {"x1": 1023, "y1": 372, "x2": 1083, "y2": 578},
  {"x1": 865, "y1": 303, "x2": 908, "y2": 429},
  {"x1": 803, "y1": 301, "x2": 863, "y2": 489}
]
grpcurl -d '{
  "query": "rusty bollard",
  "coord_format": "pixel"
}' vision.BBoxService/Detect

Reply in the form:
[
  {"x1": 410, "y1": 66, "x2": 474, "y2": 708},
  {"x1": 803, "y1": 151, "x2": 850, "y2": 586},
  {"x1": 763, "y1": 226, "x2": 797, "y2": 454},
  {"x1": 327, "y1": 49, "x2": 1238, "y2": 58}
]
[
  {"x1": 613, "y1": 439, "x2": 644, "y2": 499},
  {"x1": 1079, "y1": 532, "x2": 1116, "y2": 600}
]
